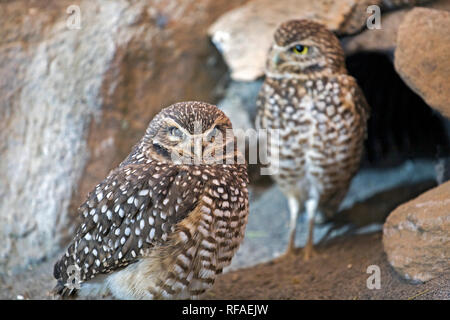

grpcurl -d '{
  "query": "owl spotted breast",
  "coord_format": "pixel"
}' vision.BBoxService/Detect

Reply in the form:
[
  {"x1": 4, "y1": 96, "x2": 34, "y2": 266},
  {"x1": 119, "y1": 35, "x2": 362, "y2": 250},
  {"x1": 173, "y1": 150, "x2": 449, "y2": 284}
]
[
  {"x1": 53, "y1": 101, "x2": 249, "y2": 299},
  {"x1": 256, "y1": 20, "x2": 369, "y2": 260}
]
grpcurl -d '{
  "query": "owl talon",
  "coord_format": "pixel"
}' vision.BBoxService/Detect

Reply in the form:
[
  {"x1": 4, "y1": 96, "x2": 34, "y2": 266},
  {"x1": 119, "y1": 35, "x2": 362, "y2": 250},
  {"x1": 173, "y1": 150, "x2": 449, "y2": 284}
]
[
  {"x1": 303, "y1": 244, "x2": 317, "y2": 261},
  {"x1": 273, "y1": 246, "x2": 298, "y2": 263},
  {"x1": 303, "y1": 248, "x2": 317, "y2": 261},
  {"x1": 286, "y1": 244, "x2": 299, "y2": 257}
]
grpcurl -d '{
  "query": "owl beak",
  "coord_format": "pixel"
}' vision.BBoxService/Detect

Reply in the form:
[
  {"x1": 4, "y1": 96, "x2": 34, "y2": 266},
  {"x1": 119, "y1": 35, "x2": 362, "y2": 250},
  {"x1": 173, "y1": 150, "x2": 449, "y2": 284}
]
[
  {"x1": 271, "y1": 45, "x2": 284, "y2": 66},
  {"x1": 192, "y1": 136, "x2": 204, "y2": 163},
  {"x1": 272, "y1": 53, "x2": 280, "y2": 66}
]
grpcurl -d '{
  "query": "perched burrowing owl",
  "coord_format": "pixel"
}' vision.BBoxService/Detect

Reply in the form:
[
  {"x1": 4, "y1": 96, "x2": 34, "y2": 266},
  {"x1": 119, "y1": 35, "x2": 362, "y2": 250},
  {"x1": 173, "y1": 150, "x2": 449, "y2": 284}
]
[
  {"x1": 53, "y1": 101, "x2": 249, "y2": 299},
  {"x1": 256, "y1": 20, "x2": 369, "y2": 260}
]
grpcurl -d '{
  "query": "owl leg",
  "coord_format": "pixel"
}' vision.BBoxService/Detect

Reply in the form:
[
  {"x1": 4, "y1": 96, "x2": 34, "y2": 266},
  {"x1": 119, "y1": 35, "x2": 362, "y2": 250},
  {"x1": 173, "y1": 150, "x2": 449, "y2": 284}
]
[
  {"x1": 304, "y1": 198, "x2": 318, "y2": 261},
  {"x1": 286, "y1": 196, "x2": 300, "y2": 255}
]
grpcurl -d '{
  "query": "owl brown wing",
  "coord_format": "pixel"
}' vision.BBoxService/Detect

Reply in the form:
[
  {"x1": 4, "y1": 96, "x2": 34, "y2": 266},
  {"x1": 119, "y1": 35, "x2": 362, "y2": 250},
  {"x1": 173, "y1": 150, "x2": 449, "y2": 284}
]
[
  {"x1": 53, "y1": 161, "x2": 206, "y2": 295},
  {"x1": 349, "y1": 76, "x2": 371, "y2": 123},
  {"x1": 255, "y1": 86, "x2": 268, "y2": 130}
]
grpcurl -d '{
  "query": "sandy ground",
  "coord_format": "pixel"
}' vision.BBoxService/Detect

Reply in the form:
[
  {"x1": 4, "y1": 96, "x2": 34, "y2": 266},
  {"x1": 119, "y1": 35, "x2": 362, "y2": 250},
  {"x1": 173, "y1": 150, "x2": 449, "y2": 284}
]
[
  {"x1": 207, "y1": 232, "x2": 449, "y2": 300},
  {"x1": 0, "y1": 232, "x2": 448, "y2": 300}
]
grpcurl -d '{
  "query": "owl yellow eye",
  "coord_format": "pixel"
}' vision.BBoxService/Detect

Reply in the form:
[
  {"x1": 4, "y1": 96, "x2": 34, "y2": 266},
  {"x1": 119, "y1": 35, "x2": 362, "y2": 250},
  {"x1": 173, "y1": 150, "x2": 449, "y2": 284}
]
[{"x1": 291, "y1": 45, "x2": 309, "y2": 55}]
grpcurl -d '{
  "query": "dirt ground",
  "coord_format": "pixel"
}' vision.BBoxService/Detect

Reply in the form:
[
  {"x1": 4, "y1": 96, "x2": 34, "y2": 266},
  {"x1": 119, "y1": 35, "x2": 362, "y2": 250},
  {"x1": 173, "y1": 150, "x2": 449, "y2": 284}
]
[
  {"x1": 1, "y1": 232, "x2": 448, "y2": 300},
  {"x1": 207, "y1": 232, "x2": 449, "y2": 300}
]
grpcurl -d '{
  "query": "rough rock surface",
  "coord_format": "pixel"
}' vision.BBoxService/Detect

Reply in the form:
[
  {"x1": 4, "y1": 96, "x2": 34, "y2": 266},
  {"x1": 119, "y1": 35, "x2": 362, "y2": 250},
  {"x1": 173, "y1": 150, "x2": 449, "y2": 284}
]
[
  {"x1": 0, "y1": 0, "x2": 246, "y2": 273},
  {"x1": 208, "y1": 0, "x2": 381, "y2": 81},
  {"x1": 343, "y1": 0, "x2": 449, "y2": 56},
  {"x1": 394, "y1": 7, "x2": 450, "y2": 119},
  {"x1": 383, "y1": 181, "x2": 450, "y2": 282}
]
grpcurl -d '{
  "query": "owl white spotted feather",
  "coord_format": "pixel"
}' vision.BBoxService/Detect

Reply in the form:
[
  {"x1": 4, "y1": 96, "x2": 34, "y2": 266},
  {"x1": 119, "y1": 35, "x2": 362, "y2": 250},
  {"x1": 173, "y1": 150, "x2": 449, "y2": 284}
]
[
  {"x1": 256, "y1": 20, "x2": 369, "y2": 260},
  {"x1": 53, "y1": 101, "x2": 249, "y2": 299}
]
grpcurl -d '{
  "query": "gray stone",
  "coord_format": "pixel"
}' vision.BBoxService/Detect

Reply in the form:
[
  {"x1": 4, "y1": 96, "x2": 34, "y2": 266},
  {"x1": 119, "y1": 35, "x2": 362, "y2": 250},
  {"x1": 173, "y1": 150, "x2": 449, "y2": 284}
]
[{"x1": 0, "y1": 0, "x2": 126, "y2": 272}]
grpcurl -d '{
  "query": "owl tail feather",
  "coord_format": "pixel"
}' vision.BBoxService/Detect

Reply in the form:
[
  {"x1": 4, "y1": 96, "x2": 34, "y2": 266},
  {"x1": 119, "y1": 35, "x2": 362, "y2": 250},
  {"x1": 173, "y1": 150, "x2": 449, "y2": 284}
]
[
  {"x1": 51, "y1": 260, "x2": 78, "y2": 299},
  {"x1": 50, "y1": 280, "x2": 78, "y2": 299}
]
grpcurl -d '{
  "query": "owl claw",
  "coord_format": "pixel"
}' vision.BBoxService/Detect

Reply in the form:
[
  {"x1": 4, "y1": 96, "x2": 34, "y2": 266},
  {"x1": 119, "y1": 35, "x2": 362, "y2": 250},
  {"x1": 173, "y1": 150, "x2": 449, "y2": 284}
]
[{"x1": 303, "y1": 244, "x2": 317, "y2": 261}]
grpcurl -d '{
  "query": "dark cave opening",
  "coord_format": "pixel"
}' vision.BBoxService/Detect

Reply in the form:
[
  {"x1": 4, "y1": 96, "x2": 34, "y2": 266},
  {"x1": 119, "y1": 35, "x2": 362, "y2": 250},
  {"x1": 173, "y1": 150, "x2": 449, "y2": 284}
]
[{"x1": 346, "y1": 51, "x2": 450, "y2": 169}]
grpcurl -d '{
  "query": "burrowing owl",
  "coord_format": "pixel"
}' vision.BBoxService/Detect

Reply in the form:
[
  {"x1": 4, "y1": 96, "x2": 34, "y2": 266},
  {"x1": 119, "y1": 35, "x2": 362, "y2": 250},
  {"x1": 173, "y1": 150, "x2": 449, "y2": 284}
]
[
  {"x1": 256, "y1": 20, "x2": 369, "y2": 260},
  {"x1": 53, "y1": 101, "x2": 249, "y2": 299}
]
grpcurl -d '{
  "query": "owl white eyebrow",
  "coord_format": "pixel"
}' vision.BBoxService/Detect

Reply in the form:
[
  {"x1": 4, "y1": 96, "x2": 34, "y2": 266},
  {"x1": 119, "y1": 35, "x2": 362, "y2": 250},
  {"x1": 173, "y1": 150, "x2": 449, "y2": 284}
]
[
  {"x1": 164, "y1": 118, "x2": 190, "y2": 136},
  {"x1": 202, "y1": 124, "x2": 219, "y2": 137},
  {"x1": 192, "y1": 117, "x2": 227, "y2": 138},
  {"x1": 164, "y1": 117, "x2": 225, "y2": 139},
  {"x1": 202, "y1": 118, "x2": 229, "y2": 137},
  {"x1": 190, "y1": 128, "x2": 215, "y2": 140},
  {"x1": 272, "y1": 44, "x2": 286, "y2": 50}
]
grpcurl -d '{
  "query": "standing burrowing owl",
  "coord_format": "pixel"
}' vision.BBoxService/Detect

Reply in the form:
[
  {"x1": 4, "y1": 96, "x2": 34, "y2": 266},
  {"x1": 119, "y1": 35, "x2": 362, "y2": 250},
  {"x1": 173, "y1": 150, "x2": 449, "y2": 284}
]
[
  {"x1": 256, "y1": 20, "x2": 369, "y2": 260},
  {"x1": 53, "y1": 101, "x2": 249, "y2": 299}
]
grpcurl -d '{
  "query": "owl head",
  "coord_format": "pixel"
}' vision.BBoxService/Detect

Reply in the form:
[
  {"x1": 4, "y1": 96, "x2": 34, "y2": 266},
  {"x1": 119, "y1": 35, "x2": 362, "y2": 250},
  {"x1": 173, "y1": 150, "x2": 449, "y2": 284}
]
[
  {"x1": 142, "y1": 101, "x2": 237, "y2": 164},
  {"x1": 265, "y1": 19, "x2": 346, "y2": 78}
]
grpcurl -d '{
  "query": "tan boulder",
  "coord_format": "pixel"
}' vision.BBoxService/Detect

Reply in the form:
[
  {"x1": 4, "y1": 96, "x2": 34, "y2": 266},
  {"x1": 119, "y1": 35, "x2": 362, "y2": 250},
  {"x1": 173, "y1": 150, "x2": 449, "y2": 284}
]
[
  {"x1": 394, "y1": 7, "x2": 450, "y2": 119},
  {"x1": 383, "y1": 181, "x2": 450, "y2": 282}
]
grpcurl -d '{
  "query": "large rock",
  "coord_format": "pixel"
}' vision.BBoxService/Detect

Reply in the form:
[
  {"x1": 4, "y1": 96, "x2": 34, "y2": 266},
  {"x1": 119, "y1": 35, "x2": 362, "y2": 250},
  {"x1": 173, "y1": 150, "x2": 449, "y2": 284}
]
[
  {"x1": 383, "y1": 181, "x2": 450, "y2": 282},
  {"x1": 0, "y1": 0, "x2": 246, "y2": 273},
  {"x1": 394, "y1": 8, "x2": 450, "y2": 119}
]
